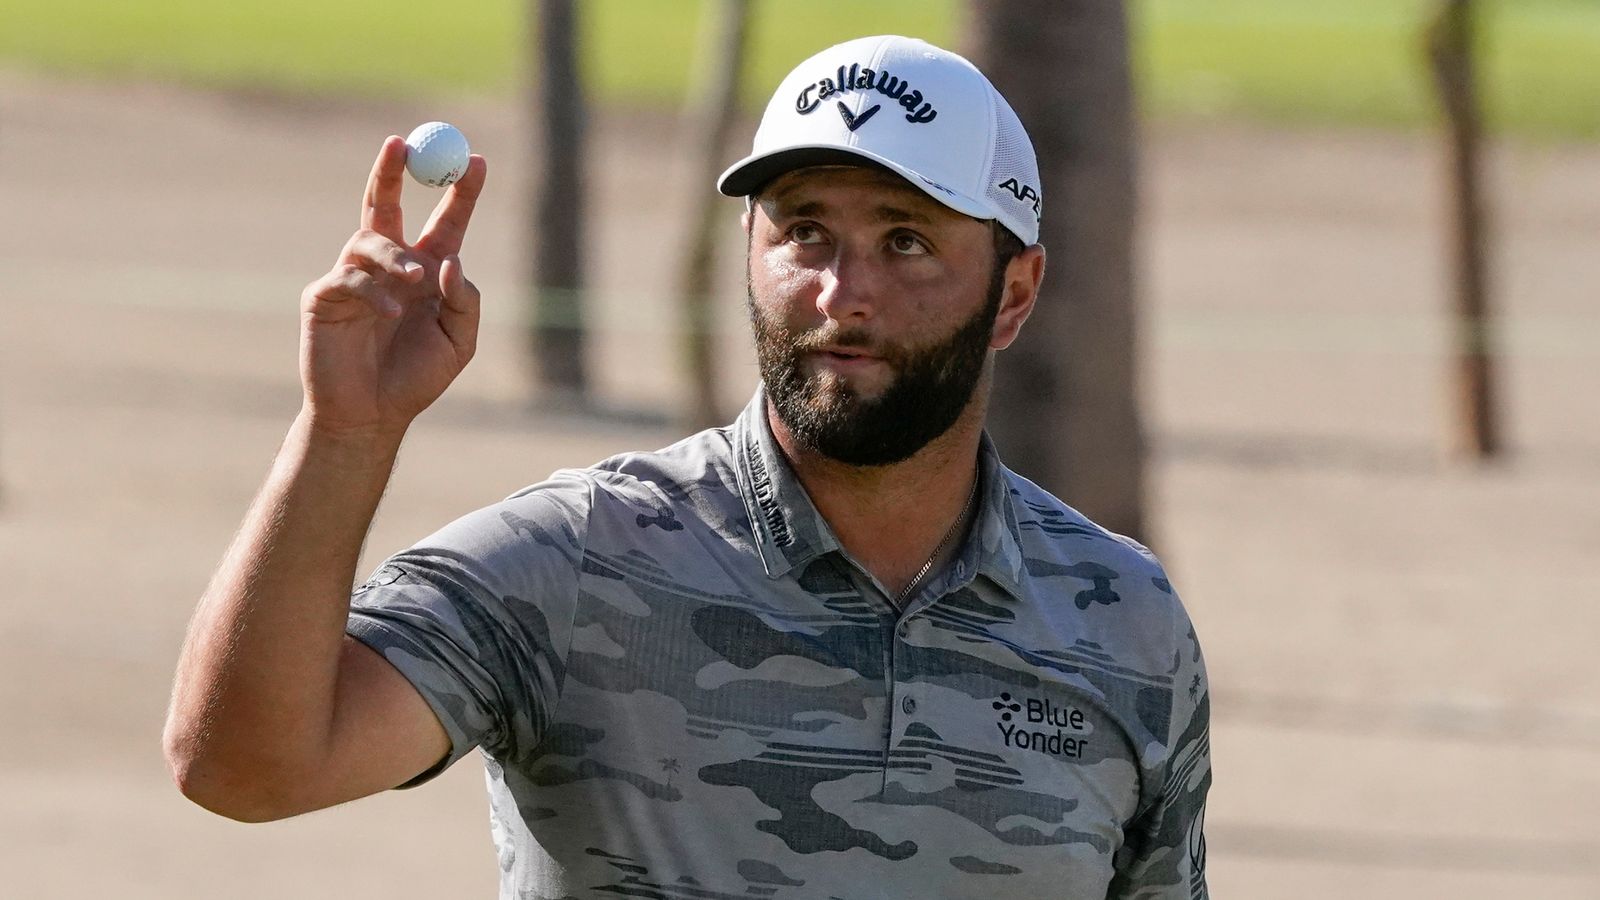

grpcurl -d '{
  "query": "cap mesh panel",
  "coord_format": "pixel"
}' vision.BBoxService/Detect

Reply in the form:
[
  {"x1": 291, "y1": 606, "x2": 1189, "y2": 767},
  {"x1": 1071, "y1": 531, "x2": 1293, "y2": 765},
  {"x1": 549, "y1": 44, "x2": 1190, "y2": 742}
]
[{"x1": 984, "y1": 99, "x2": 1042, "y2": 244}]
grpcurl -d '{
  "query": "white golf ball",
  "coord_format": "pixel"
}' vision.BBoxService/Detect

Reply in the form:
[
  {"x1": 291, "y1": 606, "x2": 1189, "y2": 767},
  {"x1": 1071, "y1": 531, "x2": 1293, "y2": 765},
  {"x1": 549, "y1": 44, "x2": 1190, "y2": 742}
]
[{"x1": 404, "y1": 121, "x2": 470, "y2": 188}]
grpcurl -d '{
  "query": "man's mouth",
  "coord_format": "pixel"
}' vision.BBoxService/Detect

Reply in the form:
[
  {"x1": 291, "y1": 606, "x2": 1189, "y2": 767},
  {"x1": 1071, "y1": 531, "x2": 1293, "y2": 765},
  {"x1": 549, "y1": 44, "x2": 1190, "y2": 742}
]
[
  {"x1": 812, "y1": 346, "x2": 882, "y2": 369},
  {"x1": 814, "y1": 343, "x2": 880, "y2": 361}
]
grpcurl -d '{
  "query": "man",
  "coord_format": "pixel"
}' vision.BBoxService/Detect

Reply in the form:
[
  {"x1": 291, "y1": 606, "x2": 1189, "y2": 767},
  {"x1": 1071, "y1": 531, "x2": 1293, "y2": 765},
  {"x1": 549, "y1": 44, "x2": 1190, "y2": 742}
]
[{"x1": 165, "y1": 35, "x2": 1209, "y2": 900}]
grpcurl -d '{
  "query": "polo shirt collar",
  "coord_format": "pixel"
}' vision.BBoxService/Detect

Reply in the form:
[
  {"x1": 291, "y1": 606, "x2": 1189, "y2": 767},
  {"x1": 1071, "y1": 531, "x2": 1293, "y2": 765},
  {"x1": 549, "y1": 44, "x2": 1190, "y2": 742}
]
[
  {"x1": 731, "y1": 389, "x2": 1029, "y2": 601},
  {"x1": 732, "y1": 389, "x2": 842, "y2": 579},
  {"x1": 967, "y1": 433, "x2": 1029, "y2": 600}
]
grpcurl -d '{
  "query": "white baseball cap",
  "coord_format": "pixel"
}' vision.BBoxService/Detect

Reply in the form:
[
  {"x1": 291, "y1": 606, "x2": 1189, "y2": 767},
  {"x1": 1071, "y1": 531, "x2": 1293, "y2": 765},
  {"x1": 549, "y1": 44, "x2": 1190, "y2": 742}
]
[{"x1": 717, "y1": 34, "x2": 1042, "y2": 246}]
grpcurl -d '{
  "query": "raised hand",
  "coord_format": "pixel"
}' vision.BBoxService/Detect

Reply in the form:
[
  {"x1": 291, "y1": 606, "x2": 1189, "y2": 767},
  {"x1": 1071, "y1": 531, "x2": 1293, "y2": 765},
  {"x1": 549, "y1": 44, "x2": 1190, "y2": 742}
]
[{"x1": 299, "y1": 136, "x2": 488, "y2": 435}]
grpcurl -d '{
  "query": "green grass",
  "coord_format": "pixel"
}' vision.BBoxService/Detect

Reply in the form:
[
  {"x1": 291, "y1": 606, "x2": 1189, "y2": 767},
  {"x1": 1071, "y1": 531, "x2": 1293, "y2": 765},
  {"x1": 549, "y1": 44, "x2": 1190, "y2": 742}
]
[
  {"x1": 3, "y1": 0, "x2": 1598, "y2": 138},
  {"x1": 584, "y1": 0, "x2": 958, "y2": 108},
  {"x1": 0, "y1": 0, "x2": 523, "y2": 95},
  {"x1": 1138, "y1": 0, "x2": 1600, "y2": 137}
]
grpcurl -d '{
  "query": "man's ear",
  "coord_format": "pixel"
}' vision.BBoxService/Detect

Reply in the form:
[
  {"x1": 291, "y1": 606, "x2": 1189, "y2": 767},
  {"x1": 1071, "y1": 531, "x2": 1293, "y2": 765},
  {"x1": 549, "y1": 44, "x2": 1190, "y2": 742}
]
[{"x1": 990, "y1": 244, "x2": 1046, "y2": 350}]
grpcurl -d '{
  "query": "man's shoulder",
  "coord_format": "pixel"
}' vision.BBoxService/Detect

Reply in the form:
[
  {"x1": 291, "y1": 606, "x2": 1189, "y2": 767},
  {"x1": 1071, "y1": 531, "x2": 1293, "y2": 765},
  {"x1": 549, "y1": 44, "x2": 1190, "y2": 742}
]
[
  {"x1": 400, "y1": 425, "x2": 750, "y2": 571},
  {"x1": 1000, "y1": 466, "x2": 1168, "y2": 580},
  {"x1": 585, "y1": 425, "x2": 738, "y2": 491},
  {"x1": 998, "y1": 458, "x2": 1203, "y2": 662},
  {"x1": 492, "y1": 425, "x2": 745, "y2": 533}
]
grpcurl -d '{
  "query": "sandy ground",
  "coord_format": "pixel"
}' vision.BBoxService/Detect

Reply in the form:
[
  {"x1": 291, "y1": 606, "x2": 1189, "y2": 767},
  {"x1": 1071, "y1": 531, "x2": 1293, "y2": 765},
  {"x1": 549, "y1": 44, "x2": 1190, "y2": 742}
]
[{"x1": 1, "y1": 70, "x2": 1597, "y2": 898}]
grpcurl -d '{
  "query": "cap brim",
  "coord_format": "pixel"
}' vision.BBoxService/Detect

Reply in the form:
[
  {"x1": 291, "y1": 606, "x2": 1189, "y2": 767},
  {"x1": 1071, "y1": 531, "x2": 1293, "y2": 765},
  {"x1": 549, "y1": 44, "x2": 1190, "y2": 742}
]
[{"x1": 717, "y1": 145, "x2": 995, "y2": 223}]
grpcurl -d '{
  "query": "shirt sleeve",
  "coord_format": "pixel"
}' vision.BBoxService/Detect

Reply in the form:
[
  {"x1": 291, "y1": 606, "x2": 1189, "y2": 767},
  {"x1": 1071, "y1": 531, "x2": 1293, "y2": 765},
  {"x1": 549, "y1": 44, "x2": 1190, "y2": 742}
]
[
  {"x1": 1108, "y1": 605, "x2": 1212, "y2": 899},
  {"x1": 345, "y1": 470, "x2": 592, "y2": 786}
]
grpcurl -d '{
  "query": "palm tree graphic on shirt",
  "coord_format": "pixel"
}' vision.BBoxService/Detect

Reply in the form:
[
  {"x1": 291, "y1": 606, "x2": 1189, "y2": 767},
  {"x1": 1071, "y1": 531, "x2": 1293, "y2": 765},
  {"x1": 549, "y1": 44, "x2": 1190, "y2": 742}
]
[{"x1": 658, "y1": 757, "x2": 681, "y2": 790}]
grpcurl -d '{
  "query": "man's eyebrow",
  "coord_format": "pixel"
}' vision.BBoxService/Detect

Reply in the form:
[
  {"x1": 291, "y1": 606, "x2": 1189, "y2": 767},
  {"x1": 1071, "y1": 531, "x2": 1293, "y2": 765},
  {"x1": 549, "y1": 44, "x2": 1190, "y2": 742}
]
[
  {"x1": 769, "y1": 199, "x2": 936, "y2": 226},
  {"x1": 869, "y1": 205, "x2": 934, "y2": 225},
  {"x1": 786, "y1": 200, "x2": 825, "y2": 218}
]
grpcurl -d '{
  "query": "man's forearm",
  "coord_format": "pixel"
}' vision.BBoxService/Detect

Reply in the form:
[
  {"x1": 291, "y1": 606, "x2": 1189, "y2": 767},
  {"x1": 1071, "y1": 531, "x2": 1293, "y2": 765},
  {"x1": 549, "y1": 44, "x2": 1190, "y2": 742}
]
[{"x1": 163, "y1": 411, "x2": 405, "y2": 807}]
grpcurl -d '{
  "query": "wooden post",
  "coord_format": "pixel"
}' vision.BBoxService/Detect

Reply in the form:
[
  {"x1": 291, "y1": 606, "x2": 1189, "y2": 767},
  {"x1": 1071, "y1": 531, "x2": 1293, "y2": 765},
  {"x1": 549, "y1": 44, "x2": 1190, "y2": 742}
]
[
  {"x1": 675, "y1": 0, "x2": 752, "y2": 430},
  {"x1": 531, "y1": 0, "x2": 589, "y2": 402},
  {"x1": 1427, "y1": 0, "x2": 1501, "y2": 459},
  {"x1": 968, "y1": 0, "x2": 1148, "y2": 541}
]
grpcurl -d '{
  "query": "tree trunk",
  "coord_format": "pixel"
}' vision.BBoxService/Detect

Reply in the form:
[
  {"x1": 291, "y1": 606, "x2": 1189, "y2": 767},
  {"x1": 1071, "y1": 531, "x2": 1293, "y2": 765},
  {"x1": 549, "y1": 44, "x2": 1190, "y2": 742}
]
[
  {"x1": 675, "y1": 0, "x2": 752, "y2": 430},
  {"x1": 531, "y1": 0, "x2": 588, "y2": 401},
  {"x1": 967, "y1": 1, "x2": 1147, "y2": 541},
  {"x1": 1426, "y1": 0, "x2": 1501, "y2": 460}
]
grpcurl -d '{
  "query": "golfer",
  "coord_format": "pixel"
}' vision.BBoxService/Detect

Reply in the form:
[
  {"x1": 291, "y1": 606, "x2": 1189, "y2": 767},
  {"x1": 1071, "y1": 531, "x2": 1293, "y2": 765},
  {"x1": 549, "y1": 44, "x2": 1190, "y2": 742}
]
[{"x1": 165, "y1": 35, "x2": 1210, "y2": 899}]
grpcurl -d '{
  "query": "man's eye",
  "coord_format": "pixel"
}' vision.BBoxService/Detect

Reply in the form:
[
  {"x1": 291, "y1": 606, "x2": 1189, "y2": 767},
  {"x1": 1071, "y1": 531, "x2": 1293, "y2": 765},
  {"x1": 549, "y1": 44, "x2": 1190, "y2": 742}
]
[
  {"x1": 890, "y1": 232, "x2": 929, "y2": 255},
  {"x1": 789, "y1": 224, "x2": 825, "y2": 244}
]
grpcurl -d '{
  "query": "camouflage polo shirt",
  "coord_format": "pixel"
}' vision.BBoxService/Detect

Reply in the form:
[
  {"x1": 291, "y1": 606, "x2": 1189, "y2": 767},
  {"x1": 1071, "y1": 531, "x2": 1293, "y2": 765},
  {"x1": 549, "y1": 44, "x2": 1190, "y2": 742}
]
[{"x1": 347, "y1": 391, "x2": 1211, "y2": 900}]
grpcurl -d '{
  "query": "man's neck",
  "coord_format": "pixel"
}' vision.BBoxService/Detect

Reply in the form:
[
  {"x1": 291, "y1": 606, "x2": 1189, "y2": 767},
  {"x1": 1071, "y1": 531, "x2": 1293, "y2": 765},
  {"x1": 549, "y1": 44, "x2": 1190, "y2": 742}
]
[{"x1": 765, "y1": 399, "x2": 985, "y2": 601}]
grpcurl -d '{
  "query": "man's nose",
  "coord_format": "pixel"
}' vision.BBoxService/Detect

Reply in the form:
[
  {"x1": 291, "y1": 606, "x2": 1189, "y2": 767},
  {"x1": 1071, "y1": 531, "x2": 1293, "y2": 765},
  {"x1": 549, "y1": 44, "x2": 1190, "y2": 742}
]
[{"x1": 814, "y1": 246, "x2": 884, "y2": 322}]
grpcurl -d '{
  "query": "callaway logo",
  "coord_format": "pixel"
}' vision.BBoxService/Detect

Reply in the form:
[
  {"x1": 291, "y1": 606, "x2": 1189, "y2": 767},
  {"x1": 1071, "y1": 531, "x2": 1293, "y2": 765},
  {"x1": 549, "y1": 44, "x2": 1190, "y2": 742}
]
[
  {"x1": 835, "y1": 101, "x2": 879, "y2": 133},
  {"x1": 998, "y1": 177, "x2": 1042, "y2": 220},
  {"x1": 796, "y1": 62, "x2": 938, "y2": 125},
  {"x1": 992, "y1": 691, "x2": 1091, "y2": 759}
]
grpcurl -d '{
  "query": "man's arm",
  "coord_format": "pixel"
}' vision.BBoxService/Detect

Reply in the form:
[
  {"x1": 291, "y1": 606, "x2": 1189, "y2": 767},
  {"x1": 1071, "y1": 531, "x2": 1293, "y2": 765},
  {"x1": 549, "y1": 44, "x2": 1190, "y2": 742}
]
[
  {"x1": 1108, "y1": 607, "x2": 1212, "y2": 898},
  {"x1": 162, "y1": 137, "x2": 487, "y2": 822}
]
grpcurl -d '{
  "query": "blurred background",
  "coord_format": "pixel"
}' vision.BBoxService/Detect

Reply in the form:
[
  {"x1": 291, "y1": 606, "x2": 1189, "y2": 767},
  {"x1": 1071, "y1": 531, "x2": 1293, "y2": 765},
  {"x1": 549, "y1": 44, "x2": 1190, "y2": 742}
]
[{"x1": 1, "y1": 1, "x2": 1597, "y2": 897}]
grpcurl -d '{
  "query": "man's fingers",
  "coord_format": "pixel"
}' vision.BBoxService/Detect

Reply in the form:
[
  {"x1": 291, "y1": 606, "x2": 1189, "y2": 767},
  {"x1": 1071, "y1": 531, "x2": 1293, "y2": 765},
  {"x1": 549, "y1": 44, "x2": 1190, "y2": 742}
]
[
  {"x1": 437, "y1": 256, "x2": 480, "y2": 362},
  {"x1": 439, "y1": 255, "x2": 475, "y2": 310},
  {"x1": 344, "y1": 230, "x2": 424, "y2": 282},
  {"x1": 304, "y1": 265, "x2": 402, "y2": 319},
  {"x1": 416, "y1": 155, "x2": 487, "y2": 259},
  {"x1": 360, "y1": 136, "x2": 408, "y2": 241}
]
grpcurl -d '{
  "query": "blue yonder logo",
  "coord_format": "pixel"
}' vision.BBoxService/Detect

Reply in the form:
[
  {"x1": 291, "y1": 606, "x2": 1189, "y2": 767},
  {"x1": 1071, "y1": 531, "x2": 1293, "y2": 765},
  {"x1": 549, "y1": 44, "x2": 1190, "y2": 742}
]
[
  {"x1": 992, "y1": 692, "x2": 1022, "y2": 721},
  {"x1": 993, "y1": 691, "x2": 1091, "y2": 760}
]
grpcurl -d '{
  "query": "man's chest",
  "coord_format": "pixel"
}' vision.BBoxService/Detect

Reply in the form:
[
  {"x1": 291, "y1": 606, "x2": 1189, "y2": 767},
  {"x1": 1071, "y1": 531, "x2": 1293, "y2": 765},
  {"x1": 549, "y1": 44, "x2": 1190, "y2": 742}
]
[{"x1": 494, "y1": 545, "x2": 1154, "y2": 897}]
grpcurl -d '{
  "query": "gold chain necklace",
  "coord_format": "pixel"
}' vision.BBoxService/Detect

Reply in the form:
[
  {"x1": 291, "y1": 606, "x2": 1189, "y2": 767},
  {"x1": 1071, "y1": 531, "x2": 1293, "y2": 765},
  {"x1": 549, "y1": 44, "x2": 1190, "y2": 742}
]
[{"x1": 894, "y1": 472, "x2": 979, "y2": 607}]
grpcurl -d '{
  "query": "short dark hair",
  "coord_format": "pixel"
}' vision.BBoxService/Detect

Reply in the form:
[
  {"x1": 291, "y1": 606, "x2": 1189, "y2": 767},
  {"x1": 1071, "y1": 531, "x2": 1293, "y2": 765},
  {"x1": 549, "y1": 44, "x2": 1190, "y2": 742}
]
[{"x1": 992, "y1": 220, "x2": 1025, "y2": 268}]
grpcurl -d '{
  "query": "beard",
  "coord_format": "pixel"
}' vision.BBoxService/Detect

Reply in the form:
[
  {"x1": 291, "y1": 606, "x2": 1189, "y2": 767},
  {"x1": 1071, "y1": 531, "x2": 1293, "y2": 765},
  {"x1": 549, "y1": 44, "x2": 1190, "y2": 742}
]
[{"x1": 749, "y1": 268, "x2": 1004, "y2": 467}]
